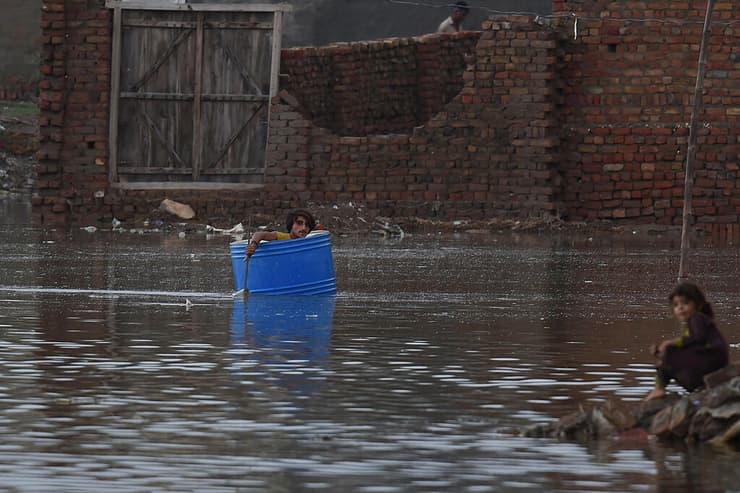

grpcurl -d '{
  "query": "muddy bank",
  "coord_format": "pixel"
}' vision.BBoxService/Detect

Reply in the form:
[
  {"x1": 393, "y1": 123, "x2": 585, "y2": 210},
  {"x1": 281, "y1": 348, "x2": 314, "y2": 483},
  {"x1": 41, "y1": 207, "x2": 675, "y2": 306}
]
[{"x1": 92, "y1": 197, "x2": 685, "y2": 241}]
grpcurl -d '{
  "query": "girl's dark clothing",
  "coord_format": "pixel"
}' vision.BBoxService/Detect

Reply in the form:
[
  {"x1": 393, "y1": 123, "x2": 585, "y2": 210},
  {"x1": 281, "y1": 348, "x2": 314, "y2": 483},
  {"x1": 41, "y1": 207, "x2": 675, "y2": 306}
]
[{"x1": 657, "y1": 312, "x2": 729, "y2": 392}]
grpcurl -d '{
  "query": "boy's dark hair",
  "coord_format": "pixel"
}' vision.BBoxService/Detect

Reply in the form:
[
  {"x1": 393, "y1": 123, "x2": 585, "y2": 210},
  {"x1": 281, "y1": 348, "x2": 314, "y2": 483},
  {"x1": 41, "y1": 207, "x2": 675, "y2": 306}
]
[
  {"x1": 286, "y1": 209, "x2": 316, "y2": 232},
  {"x1": 454, "y1": 1, "x2": 469, "y2": 12},
  {"x1": 670, "y1": 282, "x2": 714, "y2": 318}
]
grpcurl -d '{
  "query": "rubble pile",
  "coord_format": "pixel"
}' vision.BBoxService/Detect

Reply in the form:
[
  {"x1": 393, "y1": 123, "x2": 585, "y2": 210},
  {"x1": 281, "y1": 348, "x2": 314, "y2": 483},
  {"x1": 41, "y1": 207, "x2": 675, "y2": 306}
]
[
  {"x1": 0, "y1": 152, "x2": 36, "y2": 195},
  {"x1": 525, "y1": 371, "x2": 740, "y2": 447}
]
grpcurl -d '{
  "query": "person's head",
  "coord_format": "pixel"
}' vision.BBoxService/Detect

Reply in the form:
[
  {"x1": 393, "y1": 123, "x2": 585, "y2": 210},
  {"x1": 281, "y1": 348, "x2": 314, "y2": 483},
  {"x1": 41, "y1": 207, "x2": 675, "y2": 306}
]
[
  {"x1": 286, "y1": 209, "x2": 315, "y2": 238},
  {"x1": 451, "y1": 1, "x2": 470, "y2": 23},
  {"x1": 669, "y1": 282, "x2": 713, "y2": 321}
]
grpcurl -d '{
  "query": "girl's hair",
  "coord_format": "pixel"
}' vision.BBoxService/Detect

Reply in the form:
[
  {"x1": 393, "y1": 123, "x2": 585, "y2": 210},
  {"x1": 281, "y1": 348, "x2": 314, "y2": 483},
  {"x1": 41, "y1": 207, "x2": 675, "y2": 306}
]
[{"x1": 669, "y1": 282, "x2": 714, "y2": 318}]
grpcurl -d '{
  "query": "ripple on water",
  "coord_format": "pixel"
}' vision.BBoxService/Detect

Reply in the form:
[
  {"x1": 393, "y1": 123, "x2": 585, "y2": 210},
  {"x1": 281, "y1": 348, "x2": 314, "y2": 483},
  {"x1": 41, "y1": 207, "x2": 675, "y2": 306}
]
[{"x1": 0, "y1": 233, "x2": 738, "y2": 491}]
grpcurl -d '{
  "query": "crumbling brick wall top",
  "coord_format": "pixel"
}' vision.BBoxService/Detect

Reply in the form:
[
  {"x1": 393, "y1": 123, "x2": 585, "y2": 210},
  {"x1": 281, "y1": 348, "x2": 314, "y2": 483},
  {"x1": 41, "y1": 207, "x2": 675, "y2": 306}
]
[{"x1": 280, "y1": 32, "x2": 480, "y2": 136}]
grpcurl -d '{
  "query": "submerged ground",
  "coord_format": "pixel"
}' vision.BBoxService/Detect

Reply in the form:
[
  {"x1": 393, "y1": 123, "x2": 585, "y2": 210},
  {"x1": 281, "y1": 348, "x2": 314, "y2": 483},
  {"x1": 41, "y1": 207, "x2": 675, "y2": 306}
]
[{"x1": 0, "y1": 196, "x2": 738, "y2": 492}]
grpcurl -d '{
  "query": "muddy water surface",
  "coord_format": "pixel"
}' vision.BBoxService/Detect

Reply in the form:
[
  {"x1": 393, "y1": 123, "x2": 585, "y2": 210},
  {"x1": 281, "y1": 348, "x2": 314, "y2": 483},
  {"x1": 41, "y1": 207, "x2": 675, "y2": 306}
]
[{"x1": 0, "y1": 198, "x2": 739, "y2": 492}]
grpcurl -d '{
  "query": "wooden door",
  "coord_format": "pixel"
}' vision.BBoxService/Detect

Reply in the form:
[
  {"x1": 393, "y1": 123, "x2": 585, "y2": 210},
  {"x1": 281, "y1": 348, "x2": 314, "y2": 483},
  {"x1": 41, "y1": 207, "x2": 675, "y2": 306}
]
[{"x1": 107, "y1": 1, "x2": 286, "y2": 190}]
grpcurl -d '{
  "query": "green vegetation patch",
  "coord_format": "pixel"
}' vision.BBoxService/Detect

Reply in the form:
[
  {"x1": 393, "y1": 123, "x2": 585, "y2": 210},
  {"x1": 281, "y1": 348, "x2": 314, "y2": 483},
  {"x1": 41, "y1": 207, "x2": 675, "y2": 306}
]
[{"x1": 0, "y1": 100, "x2": 39, "y2": 119}]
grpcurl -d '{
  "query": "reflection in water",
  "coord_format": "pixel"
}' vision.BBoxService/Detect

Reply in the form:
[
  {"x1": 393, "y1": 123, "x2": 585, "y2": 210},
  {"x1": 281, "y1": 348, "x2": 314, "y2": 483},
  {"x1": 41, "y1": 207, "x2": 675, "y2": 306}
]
[
  {"x1": 229, "y1": 295, "x2": 335, "y2": 399},
  {"x1": 0, "y1": 199, "x2": 738, "y2": 491}
]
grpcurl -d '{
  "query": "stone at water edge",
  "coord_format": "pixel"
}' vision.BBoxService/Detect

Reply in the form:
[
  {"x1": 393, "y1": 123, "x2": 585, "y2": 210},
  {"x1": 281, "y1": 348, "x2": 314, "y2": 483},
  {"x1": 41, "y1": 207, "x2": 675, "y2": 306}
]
[
  {"x1": 635, "y1": 394, "x2": 680, "y2": 430},
  {"x1": 710, "y1": 420, "x2": 740, "y2": 446},
  {"x1": 649, "y1": 405, "x2": 674, "y2": 439},
  {"x1": 600, "y1": 396, "x2": 640, "y2": 430},
  {"x1": 704, "y1": 362, "x2": 740, "y2": 389},
  {"x1": 704, "y1": 376, "x2": 740, "y2": 408},
  {"x1": 704, "y1": 401, "x2": 740, "y2": 420},
  {"x1": 668, "y1": 397, "x2": 695, "y2": 438},
  {"x1": 689, "y1": 406, "x2": 733, "y2": 442},
  {"x1": 649, "y1": 396, "x2": 696, "y2": 439}
]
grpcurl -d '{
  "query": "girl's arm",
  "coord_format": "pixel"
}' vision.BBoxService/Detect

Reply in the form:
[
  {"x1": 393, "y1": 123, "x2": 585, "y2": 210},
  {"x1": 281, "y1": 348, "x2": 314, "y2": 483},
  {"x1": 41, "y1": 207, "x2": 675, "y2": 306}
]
[
  {"x1": 674, "y1": 314, "x2": 713, "y2": 348},
  {"x1": 656, "y1": 338, "x2": 674, "y2": 355}
]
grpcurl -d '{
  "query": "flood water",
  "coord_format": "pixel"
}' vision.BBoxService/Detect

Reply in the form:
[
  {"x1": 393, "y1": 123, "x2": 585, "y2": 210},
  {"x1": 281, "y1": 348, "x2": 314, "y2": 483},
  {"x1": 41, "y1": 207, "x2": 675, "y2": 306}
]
[{"x1": 1, "y1": 197, "x2": 739, "y2": 492}]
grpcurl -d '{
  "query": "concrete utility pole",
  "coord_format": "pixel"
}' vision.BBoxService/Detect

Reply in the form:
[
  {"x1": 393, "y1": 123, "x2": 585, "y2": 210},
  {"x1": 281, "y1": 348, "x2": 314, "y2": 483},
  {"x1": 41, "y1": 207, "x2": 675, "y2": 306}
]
[{"x1": 678, "y1": 0, "x2": 716, "y2": 282}]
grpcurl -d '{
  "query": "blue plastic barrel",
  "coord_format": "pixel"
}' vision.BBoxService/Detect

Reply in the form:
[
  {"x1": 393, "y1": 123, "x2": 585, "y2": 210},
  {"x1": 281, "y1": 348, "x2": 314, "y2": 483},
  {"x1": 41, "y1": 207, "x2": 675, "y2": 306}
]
[
  {"x1": 229, "y1": 240, "x2": 248, "y2": 292},
  {"x1": 230, "y1": 231, "x2": 336, "y2": 295}
]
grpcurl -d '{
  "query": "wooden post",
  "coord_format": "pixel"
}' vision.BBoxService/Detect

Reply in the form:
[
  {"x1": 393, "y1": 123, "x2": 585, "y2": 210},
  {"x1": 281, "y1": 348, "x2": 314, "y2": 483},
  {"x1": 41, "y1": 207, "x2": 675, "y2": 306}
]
[
  {"x1": 108, "y1": 5, "x2": 122, "y2": 183},
  {"x1": 678, "y1": 0, "x2": 716, "y2": 282}
]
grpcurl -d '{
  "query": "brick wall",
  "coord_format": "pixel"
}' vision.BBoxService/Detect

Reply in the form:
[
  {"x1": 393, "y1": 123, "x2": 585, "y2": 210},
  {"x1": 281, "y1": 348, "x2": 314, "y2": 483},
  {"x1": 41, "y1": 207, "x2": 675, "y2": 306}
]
[
  {"x1": 266, "y1": 18, "x2": 561, "y2": 220},
  {"x1": 35, "y1": 0, "x2": 112, "y2": 224},
  {"x1": 280, "y1": 33, "x2": 480, "y2": 136},
  {"x1": 553, "y1": 0, "x2": 740, "y2": 231},
  {"x1": 0, "y1": 77, "x2": 38, "y2": 101},
  {"x1": 35, "y1": 0, "x2": 740, "y2": 231}
]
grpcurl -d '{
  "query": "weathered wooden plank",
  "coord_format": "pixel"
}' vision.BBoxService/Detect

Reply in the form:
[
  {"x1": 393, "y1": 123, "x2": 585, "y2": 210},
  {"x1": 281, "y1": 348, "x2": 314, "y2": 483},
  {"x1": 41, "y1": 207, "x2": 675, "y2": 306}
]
[
  {"x1": 205, "y1": 21, "x2": 274, "y2": 30},
  {"x1": 128, "y1": 27, "x2": 193, "y2": 92},
  {"x1": 200, "y1": 99, "x2": 269, "y2": 173},
  {"x1": 121, "y1": 92, "x2": 193, "y2": 101},
  {"x1": 138, "y1": 107, "x2": 187, "y2": 168},
  {"x1": 120, "y1": 15, "x2": 195, "y2": 94},
  {"x1": 106, "y1": 1, "x2": 292, "y2": 13},
  {"x1": 205, "y1": 102, "x2": 264, "y2": 170},
  {"x1": 217, "y1": 29, "x2": 264, "y2": 97},
  {"x1": 122, "y1": 20, "x2": 274, "y2": 30},
  {"x1": 119, "y1": 167, "x2": 193, "y2": 174},
  {"x1": 192, "y1": 12, "x2": 205, "y2": 181},
  {"x1": 119, "y1": 167, "x2": 264, "y2": 175},
  {"x1": 117, "y1": 99, "x2": 193, "y2": 171},
  {"x1": 120, "y1": 92, "x2": 268, "y2": 102},
  {"x1": 201, "y1": 12, "x2": 272, "y2": 97},
  {"x1": 112, "y1": 182, "x2": 265, "y2": 191},
  {"x1": 269, "y1": 10, "x2": 283, "y2": 98},
  {"x1": 196, "y1": 11, "x2": 272, "y2": 173},
  {"x1": 109, "y1": 5, "x2": 123, "y2": 183},
  {"x1": 204, "y1": 94, "x2": 269, "y2": 102}
]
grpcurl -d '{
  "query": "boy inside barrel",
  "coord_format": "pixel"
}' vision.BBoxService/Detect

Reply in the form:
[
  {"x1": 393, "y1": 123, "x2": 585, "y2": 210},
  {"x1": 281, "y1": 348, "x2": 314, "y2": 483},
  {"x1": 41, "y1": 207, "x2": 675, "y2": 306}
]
[{"x1": 247, "y1": 209, "x2": 318, "y2": 257}]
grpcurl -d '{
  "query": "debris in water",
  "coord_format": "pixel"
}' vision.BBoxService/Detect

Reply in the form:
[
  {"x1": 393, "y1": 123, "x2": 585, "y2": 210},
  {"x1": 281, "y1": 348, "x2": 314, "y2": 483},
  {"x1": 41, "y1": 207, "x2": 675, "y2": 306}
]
[
  {"x1": 205, "y1": 223, "x2": 245, "y2": 235},
  {"x1": 372, "y1": 217, "x2": 405, "y2": 239}
]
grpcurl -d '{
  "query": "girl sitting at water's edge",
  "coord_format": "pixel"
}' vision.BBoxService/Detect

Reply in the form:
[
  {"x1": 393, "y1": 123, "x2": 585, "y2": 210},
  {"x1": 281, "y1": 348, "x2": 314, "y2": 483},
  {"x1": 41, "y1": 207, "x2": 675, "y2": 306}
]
[{"x1": 645, "y1": 282, "x2": 729, "y2": 401}]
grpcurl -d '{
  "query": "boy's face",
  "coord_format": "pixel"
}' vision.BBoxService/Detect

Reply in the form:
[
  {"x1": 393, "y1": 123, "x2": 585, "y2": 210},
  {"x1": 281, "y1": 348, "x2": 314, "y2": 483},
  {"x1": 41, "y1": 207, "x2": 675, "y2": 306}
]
[
  {"x1": 290, "y1": 215, "x2": 311, "y2": 238},
  {"x1": 452, "y1": 8, "x2": 468, "y2": 23},
  {"x1": 671, "y1": 295, "x2": 697, "y2": 322}
]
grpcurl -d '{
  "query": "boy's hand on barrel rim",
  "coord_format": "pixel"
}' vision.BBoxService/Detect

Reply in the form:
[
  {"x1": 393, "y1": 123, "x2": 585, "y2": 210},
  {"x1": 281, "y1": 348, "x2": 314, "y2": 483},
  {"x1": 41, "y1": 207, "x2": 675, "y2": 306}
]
[{"x1": 247, "y1": 240, "x2": 258, "y2": 257}]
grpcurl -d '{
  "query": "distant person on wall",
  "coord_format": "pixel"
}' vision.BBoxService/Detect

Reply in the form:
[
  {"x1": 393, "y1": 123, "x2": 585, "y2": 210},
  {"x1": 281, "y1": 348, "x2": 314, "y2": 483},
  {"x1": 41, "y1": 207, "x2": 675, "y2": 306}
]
[
  {"x1": 645, "y1": 282, "x2": 729, "y2": 401},
  {"x1": 247, "y1": 209, "x2": 319, "y2": 257},
  {"x1": 437, "y1": 1, "x2": 470, "y2": 33}
]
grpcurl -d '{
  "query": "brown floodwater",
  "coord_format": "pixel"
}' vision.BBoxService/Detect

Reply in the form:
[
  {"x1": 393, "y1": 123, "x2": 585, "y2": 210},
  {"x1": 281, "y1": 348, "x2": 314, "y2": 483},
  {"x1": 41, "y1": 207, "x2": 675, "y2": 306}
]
[{"x1": 0, "y1": 197, "x2": 738, "y2": 492}]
